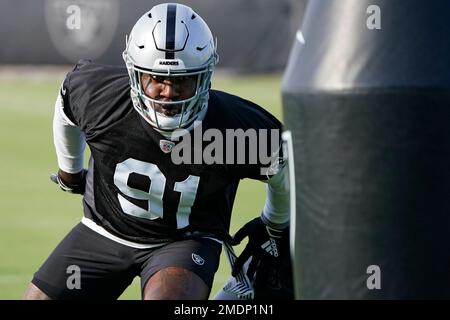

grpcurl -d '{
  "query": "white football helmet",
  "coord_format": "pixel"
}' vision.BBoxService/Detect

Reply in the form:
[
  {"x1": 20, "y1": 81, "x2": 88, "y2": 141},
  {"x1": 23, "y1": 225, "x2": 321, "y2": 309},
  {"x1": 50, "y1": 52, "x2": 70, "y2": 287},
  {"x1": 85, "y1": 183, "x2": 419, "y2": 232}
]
[{"x1": 123, "y1": 3, "x2": 218, "y2": 132}]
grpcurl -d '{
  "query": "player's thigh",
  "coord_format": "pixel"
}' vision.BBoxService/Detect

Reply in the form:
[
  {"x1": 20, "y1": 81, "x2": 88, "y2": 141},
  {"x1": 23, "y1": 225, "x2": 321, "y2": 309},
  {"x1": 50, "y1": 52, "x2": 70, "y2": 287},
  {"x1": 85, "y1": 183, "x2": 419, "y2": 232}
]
[
  {"x1": 31, "y1": 222, "x2": 137, "y2": 300},
  {"x1": 141, "y1": 238, "x2": 222, "y2": 300},
  {"x1": 23, "y1": 283, "x2": 51, "y2": 300},
  {"x1": 143, "y1": 266, "x2": 209, "y2": 300}
]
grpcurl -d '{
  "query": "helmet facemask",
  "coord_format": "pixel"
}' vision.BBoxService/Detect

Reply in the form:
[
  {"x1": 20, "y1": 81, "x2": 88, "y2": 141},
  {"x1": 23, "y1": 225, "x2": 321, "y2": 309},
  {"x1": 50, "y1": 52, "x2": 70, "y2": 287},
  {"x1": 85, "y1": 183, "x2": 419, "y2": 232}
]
[{"x1": 123, "y1": 51, "x2": 216, "y2": 131}]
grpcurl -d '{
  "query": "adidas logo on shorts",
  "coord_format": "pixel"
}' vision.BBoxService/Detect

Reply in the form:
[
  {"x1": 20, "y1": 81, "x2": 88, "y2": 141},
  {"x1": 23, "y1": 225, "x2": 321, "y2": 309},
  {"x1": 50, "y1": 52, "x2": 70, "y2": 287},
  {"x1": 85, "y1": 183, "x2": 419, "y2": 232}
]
[{"x1": 261, "y1": 238, "x2": 279, "y2": 257}]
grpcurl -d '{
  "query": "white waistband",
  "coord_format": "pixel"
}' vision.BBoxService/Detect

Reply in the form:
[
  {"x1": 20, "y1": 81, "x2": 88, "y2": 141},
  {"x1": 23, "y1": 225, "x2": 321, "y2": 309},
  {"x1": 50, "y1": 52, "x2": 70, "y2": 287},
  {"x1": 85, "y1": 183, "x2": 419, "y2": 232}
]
[
  {"x1": 81, "y1": 217, "x2": 165, "y2": 249},
  {"x1": 81, "y1": 217, "x2": 223, "y2": 249}
]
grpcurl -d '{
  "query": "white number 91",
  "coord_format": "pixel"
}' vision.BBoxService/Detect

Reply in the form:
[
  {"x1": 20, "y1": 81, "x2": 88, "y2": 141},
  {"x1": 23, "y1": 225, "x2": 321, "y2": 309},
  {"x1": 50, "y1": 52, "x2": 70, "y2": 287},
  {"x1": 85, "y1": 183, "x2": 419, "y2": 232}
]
[{"x1": 114, "y1": 158, "x2": 200, "y2": 229}]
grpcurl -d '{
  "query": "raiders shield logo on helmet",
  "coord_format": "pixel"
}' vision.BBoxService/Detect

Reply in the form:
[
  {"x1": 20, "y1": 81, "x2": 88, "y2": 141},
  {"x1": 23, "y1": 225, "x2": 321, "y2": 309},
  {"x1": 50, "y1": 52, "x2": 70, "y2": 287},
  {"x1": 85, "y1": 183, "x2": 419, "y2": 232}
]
[{"x1": 159, "y1": 140, "x2": 175, "y2": 153}]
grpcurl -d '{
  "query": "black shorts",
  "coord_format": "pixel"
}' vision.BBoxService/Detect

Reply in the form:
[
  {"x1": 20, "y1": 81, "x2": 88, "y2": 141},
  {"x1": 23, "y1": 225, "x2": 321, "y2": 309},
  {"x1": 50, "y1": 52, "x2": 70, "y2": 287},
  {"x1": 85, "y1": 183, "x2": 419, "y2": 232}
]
[{"x1": 31, "y1": 223, "x2": 222, "y2": 299}]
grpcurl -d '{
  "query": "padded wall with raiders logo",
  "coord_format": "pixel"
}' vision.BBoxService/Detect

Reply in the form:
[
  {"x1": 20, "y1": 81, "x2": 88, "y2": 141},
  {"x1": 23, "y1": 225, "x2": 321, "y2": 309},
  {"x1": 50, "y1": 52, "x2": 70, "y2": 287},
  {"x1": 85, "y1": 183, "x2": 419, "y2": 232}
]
[{"x1": 0, "y1": 0, "x2": 306, "y2": 73}]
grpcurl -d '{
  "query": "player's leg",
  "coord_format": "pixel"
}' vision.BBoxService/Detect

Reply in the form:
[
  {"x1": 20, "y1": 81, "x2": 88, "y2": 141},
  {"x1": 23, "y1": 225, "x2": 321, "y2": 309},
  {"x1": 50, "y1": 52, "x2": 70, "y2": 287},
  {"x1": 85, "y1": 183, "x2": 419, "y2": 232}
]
[
  {"x1": 143, "y1": 267, "x2": 209, "y2": 299},
  {"x1": 140, "y1": 238, "x2": 222, "y2": 300},
  {"x1": 25, "y1": 222, "x2": 137, "y2": 300},
  {"x1": 23, "y1": 283, "x2": 51, "y2": 300}
]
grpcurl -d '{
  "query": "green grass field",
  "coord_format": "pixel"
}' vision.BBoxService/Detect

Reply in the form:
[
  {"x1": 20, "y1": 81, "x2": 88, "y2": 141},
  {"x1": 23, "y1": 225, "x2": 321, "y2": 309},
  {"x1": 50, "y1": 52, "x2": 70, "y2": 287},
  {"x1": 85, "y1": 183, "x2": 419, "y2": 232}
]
[{"x1": 0, "y1": 70, "x2": 282, "y2": 299}]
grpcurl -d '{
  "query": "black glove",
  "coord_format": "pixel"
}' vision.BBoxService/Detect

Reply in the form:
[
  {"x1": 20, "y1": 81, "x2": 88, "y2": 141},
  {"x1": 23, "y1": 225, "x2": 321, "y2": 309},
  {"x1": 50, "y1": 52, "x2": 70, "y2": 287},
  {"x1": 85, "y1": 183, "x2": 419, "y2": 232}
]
[
  {"x1": 230, "y1": 217, "x2": 287, "y2": 278},
  {"x1": 50, "y1": 169, "x2": 87, "y2": 195},
  {"x1": 252, "y1": 235, "x2": 294, "y2": 300}
]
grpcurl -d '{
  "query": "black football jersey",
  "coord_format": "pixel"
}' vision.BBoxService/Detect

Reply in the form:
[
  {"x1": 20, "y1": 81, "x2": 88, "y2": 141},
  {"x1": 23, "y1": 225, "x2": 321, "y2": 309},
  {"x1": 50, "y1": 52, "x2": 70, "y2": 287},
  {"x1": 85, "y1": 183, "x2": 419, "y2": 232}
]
[{"x1": 60, "y1": 60, "x2": 282, "y2": 244}]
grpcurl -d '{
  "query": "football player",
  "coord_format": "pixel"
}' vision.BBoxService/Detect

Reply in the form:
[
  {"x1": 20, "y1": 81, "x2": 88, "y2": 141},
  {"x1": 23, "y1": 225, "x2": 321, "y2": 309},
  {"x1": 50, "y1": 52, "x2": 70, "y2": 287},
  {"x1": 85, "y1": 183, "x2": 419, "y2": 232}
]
[{"x1": 24, "y1": 3, "x2": 290, "y2": 300}]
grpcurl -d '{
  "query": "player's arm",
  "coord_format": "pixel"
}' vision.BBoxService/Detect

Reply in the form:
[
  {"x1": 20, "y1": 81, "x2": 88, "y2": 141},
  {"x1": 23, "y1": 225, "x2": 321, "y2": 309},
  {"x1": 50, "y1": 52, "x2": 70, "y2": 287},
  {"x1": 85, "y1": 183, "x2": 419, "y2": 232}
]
[
  {"x1": 51, "y1": 89, "x2": 87, "y2": 194},
  {"x1": 231, "y1": 164, "x2": 290, "y2": 277},
  {"x1": 261, "y1": 164, "x2": 290, "y2": 229}
]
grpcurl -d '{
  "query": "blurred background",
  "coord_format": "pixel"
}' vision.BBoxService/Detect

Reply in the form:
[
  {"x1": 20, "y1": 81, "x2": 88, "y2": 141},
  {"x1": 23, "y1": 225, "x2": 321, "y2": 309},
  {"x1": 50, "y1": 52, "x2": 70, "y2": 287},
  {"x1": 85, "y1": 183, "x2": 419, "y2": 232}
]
[
  {"x1": 0, "y1": 0, "x2": 306, "y2": 72},
  {"x1": 0, "y1": 0, "x2": 307, "y2": 299}
]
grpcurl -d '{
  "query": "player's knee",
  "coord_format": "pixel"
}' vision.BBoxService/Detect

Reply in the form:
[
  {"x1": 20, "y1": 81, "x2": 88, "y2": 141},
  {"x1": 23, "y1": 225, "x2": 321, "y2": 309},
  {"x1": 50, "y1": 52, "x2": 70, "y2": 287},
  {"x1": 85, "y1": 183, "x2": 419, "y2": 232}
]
[
  {"x1": 23, "y1": 283, "x2": 51, "y2": 300},
  {"x1": 143, "y1": 267, "x2": 209, "y2": 300}
]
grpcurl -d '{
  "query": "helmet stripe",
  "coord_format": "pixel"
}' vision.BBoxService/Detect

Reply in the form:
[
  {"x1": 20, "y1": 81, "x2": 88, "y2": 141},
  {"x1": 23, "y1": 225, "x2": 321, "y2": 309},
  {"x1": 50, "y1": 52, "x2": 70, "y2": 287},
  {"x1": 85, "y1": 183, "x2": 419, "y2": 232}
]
[{"x1": 165, "y1": 4, "x2": 177, "y2": 59}]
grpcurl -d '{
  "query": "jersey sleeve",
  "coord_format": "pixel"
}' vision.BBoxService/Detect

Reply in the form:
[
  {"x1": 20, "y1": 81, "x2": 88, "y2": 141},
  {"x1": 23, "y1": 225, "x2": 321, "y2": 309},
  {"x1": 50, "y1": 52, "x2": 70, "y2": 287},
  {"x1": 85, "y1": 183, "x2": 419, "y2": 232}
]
[
  {"x1": 261, "y1": 164, "x2": 290, "y2": 228},
  {"x1": 60, "y1": 60, "x2": 133, "y2": 141},
  {"x1": 214, "y1": 91, "x2": 284, "y2": 181},
  {"x1": 53, "y1": 89, "x2": 86, "y2": 173}
]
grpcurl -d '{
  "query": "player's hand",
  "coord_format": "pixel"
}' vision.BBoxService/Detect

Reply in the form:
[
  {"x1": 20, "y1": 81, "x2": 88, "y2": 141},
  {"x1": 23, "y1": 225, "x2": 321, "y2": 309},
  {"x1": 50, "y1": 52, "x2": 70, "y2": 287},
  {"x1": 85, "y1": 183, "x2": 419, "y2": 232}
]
[
  {"x1": 50, "y1": 169, "x2": 87, "y2": 195},
  {"x1": 230, "y1": 217, "x2": 288, "y2": 279}
]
